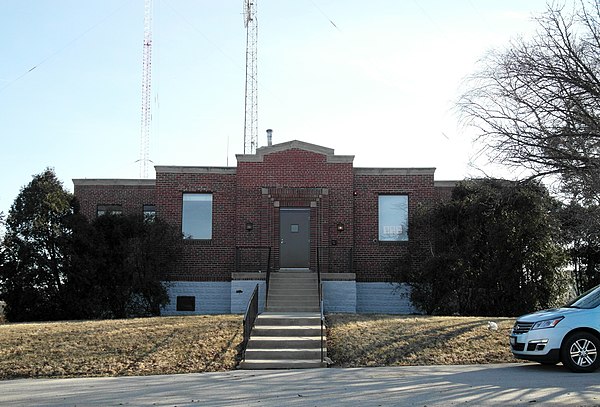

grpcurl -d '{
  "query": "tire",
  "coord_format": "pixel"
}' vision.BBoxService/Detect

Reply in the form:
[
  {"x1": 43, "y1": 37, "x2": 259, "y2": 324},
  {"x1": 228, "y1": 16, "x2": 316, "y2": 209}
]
[{"x1": 561, "y1": 332, "x2": 600, "y2": 373}]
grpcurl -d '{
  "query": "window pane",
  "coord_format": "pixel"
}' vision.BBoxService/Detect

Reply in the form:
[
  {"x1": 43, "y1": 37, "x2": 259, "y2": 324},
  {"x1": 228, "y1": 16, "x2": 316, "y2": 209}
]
[
  {"x1": 97, "y1": 204, "x2": 123, "y2": 217},
  {"x1": 182, "y1": 193, "x2": 212, "y2": 239},
  {"x1": 143, "y1": 204, "x2": 156, "y2": 221},
  {"x1": 378, "y1": 195, "x2": 408, "y2": 241}
]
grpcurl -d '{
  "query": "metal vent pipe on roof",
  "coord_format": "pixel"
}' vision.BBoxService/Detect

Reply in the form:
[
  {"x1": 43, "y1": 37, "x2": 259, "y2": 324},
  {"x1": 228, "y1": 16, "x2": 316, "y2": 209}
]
[{"x1": 266, "y1": 129, "x2": 273, "y2": 146}]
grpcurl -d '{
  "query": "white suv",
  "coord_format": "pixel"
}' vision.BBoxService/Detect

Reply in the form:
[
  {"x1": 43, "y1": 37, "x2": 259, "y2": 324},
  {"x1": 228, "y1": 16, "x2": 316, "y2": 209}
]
[{"x1": 510, "y1": 284, "x2": 600, "y2": 372}]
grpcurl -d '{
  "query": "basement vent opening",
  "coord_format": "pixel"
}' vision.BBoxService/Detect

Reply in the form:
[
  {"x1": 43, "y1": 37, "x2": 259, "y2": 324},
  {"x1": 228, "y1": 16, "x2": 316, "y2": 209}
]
[{"x1": 176, "y1": 296, "x2": 196, "y2": 311}]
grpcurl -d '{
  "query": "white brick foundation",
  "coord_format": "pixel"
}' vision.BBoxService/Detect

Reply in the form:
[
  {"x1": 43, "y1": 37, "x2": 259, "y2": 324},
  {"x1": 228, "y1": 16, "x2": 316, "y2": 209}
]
[
  {"x1": 231, "y1": 280, "x2": 266, "y2": 314},
  {"x1": 356, "y1": 282, "x2": 417, "y2": 314},
  {"x1": 161, "y1": 282, "x2": 231, "y2": 315},
  {"x1": 161, "y1": 279, "x2": 417, "y2": 315},
  {"x1": 323, "y1": 281, "x2": 357, "y2": 313}
]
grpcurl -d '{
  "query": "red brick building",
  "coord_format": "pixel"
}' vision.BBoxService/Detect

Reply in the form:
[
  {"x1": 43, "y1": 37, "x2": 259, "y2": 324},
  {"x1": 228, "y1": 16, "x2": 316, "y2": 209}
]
[{"x1": 74, "y1": 140, "x2": 455, "y2": 314}]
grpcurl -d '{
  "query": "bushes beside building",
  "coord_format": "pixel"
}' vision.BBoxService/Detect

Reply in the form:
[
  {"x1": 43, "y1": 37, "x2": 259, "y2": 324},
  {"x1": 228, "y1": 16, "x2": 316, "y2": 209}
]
[
  {"x1": 394, "y1": 179, "x2": 569, "y2": 316},
  {"x1": 0, "y1": 169, "x2": 181, "y2": 322}
]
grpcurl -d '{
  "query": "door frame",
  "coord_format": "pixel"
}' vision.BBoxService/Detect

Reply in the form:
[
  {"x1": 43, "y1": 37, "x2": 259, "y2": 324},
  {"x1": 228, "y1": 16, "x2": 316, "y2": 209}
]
[{"x1": 279, "y1": 208, "x2": 311, "y2": 268}]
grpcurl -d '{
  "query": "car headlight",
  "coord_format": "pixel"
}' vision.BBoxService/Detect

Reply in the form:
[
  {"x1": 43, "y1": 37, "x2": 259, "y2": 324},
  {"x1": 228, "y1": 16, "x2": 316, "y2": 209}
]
[{"x1": 531, "y1": 317, "x2": 564, "y2": 330}]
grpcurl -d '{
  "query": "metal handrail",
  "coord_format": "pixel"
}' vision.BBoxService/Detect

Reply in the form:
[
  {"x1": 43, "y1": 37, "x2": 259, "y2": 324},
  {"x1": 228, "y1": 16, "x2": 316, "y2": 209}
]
[
  {"x1": 242, "y1": 284, "x2": 259, "y2": 361},
  {"x1": 320, "y1": 282, "x2": 324, "y2": 364},
  {"x1": 317, "y1": 252, "x2": 325, "y2": 364},
  {"x1": 265, "y1": 247, "x2": 272, "y2": 307}
]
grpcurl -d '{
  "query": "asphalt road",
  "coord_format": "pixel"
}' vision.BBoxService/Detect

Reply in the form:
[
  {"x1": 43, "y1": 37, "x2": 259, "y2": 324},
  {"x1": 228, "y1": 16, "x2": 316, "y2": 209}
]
[{"x1": 1, "y1": 363, "x2": 599, "y2": 406}]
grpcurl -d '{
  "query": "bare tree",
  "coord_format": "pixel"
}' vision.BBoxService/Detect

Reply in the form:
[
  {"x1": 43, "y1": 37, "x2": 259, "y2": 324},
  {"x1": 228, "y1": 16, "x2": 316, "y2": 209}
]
[{"x1": 459, "y1": 1, "x2": 600, "y2": 202}]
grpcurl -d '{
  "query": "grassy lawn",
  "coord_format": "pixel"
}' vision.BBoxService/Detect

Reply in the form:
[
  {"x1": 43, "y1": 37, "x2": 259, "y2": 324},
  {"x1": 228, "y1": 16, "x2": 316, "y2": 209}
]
[
  {"x1": 0, "y1": 315, "x2": 243, "y2": 380},
  {"x1": 326, "y1": 314, "x2": 516, "y2": 367},
  {"x1": 0, "y1": 314, "x2": 517, "y2": 379}
]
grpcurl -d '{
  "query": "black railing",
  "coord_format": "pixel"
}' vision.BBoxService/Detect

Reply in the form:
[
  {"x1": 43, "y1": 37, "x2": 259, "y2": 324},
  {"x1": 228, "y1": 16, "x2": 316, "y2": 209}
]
[
  {"x1": 320, "y1": 282, "x2": 325, "y2": 364},
  {"x1": 265, "y1": 249, "x2": 272, "y2": 308},
  {"x1": 316, "y1": 246, "x2": 353, "y2": 274},
  {"x1": 242, "y1": 284, "x2": 260, "y2": 361},
  {"x1": 235, "y1": 246, "x2": 271, "y2": 307},
  {"x1": 317, "y1": 259, "x2": 325, "y2": 364}
]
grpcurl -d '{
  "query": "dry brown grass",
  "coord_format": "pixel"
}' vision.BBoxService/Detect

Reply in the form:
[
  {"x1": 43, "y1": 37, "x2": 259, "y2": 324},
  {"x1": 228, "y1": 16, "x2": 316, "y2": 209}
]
[
  {"x1": 326, "y1": 314, "x2": 517, "y2": 367},
  {"x1": 0, "y1": 315, "x2": 242, "y2": 380},
  {"x1": 0, "y1": 313, "x2": 519, "y2": 379}
]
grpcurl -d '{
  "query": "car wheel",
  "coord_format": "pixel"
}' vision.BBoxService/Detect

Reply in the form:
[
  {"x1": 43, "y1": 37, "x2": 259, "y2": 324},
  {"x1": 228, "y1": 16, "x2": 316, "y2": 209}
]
[{"x1": 561, "y1": 332, "x2": 600, "y2": 373}]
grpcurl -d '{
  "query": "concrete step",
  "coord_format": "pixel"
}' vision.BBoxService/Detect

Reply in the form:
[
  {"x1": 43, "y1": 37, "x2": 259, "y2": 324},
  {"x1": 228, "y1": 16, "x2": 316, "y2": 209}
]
[
  {"x1": 269, "y1": 281, "x2": 317, "y2": 288},
  {"x1": 266, "y1": 304, "x2": 319, "y2": 312},
  {"x1": 255, "y1": 313, "x2": 321, "y2": 326},
  {"x1": 267, "y1": 297, "x2": 319, "y2": 306},
  {"x1": 270, "y1": 276, "x2": 317, "y2": 281},
  {"x1": 266, "y1": 305, "x2": 320, "y2": 312},
  {"x1": 268, "y1": 294, "x2": 318, "y2": 299},
  {"x1": 241, "y1": 309, "x2": 327, "y2": 370},
  {"x1": 270, "y1": 273, "x2": 317, "y2": 278},
  {"x1": 244, "y1": 348, "x2": 326, "y2": 360},
  {"x1": 269, "y1": 285, "x2": 319, "y2": 295},
  {"x1": 247, "y1": 336, "x2": 323, "y2": 349},
  {"x1": 252, "y1": 326, "x2": 322, "y2": 336},
  {"x1": 268, "y1": 283, "x2": 317, "y2": 290},
  {"x1": 239, "y1": 359, "x2": 326, "y2": 369}
]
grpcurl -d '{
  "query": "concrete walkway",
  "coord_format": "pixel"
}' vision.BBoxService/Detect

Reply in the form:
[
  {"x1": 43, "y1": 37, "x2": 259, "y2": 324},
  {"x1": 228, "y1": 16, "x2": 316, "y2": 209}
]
[{"x1": 1, "y1": 363, "x2": 600, "y2": 406}]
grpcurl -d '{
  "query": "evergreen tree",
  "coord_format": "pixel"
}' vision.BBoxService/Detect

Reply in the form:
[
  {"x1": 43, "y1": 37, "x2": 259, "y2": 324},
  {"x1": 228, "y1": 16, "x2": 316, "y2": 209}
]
[
  {"x1": 402, "y1": 179, "x2": 568, "y2": 316},
  {"x1": 0, "y1": 169, "x2": 76, "y2": 321}
]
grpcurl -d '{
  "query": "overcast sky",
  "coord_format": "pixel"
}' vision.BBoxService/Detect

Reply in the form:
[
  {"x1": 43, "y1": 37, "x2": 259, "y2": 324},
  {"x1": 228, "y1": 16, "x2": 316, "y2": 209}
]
[{"x1": 0, "y1": 0, "x2": 552, "y2": 216}]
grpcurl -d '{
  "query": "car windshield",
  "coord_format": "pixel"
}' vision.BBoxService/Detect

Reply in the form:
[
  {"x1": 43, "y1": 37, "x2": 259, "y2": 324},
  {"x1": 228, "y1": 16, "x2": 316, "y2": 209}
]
[{"x1": 566, "y1": 284, "x2": 600, "y2": 309}]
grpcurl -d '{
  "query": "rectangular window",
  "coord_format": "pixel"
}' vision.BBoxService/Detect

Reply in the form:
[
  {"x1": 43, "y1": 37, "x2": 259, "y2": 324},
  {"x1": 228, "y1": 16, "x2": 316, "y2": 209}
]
[
  {"x1": 97, "y1": 204, "x2": 123, "y2": 217},
  {"x1": 378, "y1": 195, "x2": 408, "y2": 241},
  {"x1": 176, "y1": 296, "x2": 196, "y2": 311},
  {"x1": 143, "y1": 204, "x2": 156, "y2": 221},
  {"x1": 182, "y1": 193, "x2": 212, "y2": 239}
]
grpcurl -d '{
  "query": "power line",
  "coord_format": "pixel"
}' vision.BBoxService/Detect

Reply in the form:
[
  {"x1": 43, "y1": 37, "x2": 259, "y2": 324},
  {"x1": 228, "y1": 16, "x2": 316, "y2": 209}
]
[{"x1": 0, "y1": 3, "x2": 128, "y2": 95}]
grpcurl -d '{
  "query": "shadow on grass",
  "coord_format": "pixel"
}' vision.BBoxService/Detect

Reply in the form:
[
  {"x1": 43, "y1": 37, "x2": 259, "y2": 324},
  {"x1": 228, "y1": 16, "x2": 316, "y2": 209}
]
[
  {"x1": 209, "y1": 329, "x2": 244, "y2": 371},
  {"x1": 326, "y1": 315, "x2": 515, "y2": 367}
]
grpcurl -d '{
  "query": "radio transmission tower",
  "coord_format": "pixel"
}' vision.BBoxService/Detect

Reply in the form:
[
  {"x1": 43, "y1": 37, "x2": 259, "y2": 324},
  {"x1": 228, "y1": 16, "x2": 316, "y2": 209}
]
[
  {"x1": 243, "y1": 0, "x2": 258, "y2": 154},
  {"x1": 139, "y1": 0, "x2": 153, "y2": 178}
]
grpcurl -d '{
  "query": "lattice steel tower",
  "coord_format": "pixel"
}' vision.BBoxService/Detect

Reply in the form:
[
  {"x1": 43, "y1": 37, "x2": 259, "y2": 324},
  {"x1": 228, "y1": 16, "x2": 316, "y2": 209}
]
[
  {"x1": 243, "y1": 0, "x2": 258, "y2": 154},
  {"x1": 139, "y1": 0, "x2": 153, "y2": 178}
]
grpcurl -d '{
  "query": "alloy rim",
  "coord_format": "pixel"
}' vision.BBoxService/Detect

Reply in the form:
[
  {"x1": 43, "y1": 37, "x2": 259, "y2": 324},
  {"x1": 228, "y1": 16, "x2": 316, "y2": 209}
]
[{"x1": 570, "y1": 338, "x2": 598, "y2": 367}]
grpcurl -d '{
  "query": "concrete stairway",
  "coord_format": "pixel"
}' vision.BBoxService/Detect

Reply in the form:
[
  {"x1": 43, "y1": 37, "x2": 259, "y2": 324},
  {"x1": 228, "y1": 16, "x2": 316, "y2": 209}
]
[
  {"x1": 240, "y1": 271, "x2": 327, "y2": 369},
  {"x1": 266, "y1": 270, "x2": 320, "y2": 312}
]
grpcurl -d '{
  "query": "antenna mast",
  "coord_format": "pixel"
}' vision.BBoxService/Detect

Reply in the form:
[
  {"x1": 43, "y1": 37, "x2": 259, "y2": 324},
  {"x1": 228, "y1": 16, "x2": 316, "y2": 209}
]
[
  {"x1": 243, "y1": 0, "x2": 258, "y2": 154},
  {"x1": 139, "y1": 0, "x2": 153, "y2": 178}
]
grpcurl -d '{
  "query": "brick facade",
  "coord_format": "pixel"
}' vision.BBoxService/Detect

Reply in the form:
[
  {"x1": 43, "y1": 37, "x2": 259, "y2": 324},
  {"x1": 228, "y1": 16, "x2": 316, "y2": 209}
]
[
  {"x1": 73, "y1": 140, "x2": 455, "y2": 314},
  {"x1": 73, "y1": 179, "x2": 156, "y2": 220}
]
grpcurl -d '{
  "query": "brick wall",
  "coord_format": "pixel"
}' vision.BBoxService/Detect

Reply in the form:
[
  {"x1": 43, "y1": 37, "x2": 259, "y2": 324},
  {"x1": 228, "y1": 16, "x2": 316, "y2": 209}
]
[
  {"x1": 236, "y1": 142, "x2": 355, "y2": 271},
  {"x1": 73, "y1": 179, "x2": 156, "y2": 220},
  {"x1": 155, "y1": 167, "x2": 238, "y2": 282},
  {"x1": 231, "y1": 280, "x2": 266, "y2": 313},
  {"x1": 161, "y1": 281, "x2": 231, "y2": 315},
  {"x1": 323, "y1": 281, "x2": 357, "y2": 313},
  {"x1": 356, "y1": 282, "x2": 418, "y2": 314},
  {"x1": 434, "y1": 180, "x2": 458, "y2": 202},
  {"x1": 353, "y1": 168, "x2": 436, "y2": 282},
  {"x1": 73, "y1": 142, "x2": 449, "y2": 289}
]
